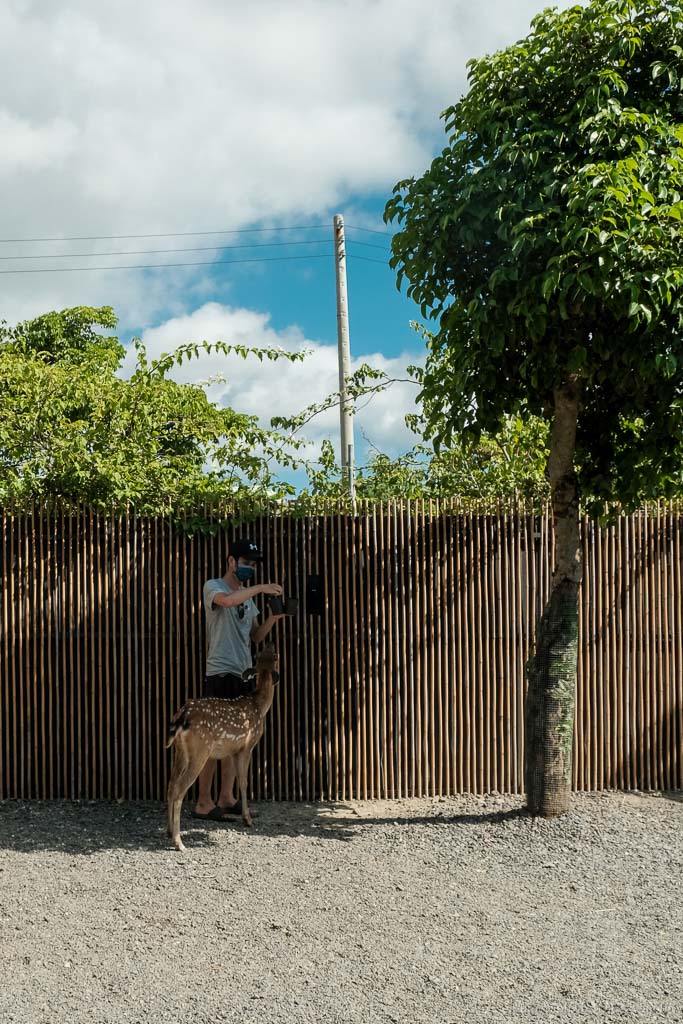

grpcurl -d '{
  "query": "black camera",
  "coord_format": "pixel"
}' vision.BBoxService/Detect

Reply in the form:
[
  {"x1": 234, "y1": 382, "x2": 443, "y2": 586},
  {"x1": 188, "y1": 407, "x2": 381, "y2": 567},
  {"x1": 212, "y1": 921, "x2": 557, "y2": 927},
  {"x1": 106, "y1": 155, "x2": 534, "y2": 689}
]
[{"x1": 269, "y1": 596, "x2": 298, "y2": 616}]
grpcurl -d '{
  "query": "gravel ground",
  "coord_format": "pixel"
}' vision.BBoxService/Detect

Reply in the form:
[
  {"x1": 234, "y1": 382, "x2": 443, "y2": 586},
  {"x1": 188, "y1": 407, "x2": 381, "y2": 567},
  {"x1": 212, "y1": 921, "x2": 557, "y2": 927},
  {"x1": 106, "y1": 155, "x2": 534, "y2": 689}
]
[{"x1": 1, "y1": 791, "x2": 682, "y2": 1024}]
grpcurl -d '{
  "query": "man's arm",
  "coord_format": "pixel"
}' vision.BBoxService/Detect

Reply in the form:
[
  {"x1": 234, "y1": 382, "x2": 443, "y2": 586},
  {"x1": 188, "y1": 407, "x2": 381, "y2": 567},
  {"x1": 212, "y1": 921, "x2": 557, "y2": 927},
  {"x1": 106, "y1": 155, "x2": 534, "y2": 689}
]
[
  {"x1": 251, "y1": 607, "x2": 283, "y2": 645},
  {"x1": 211, "y1": 582, "x2": 282, "y2": 609}
]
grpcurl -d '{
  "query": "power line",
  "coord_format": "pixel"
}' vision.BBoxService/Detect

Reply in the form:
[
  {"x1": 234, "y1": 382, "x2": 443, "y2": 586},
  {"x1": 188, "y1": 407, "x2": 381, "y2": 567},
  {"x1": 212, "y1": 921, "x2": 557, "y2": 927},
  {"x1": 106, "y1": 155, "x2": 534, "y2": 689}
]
[
  {"x1": 0, "y1": 253, "x2": 333, "y2": 275},
  {"x1": 0, "y1": 238, "x2": 331, "y2": 261},
  {"x1": 348, "y1": 253, "x2": 390, "y2": 265},
  {"x1": 0, "y1": 223, "x2": 396, "y2": 245},
  {"x1": 0, "y1": 224, "x2": 330, "y2": 244},
  {"x1": 0, "y1": 238, "x2": 390, "y2": 262},
  {"x1": 346, "y1": 224, "x2": 394, "y2": 237}
]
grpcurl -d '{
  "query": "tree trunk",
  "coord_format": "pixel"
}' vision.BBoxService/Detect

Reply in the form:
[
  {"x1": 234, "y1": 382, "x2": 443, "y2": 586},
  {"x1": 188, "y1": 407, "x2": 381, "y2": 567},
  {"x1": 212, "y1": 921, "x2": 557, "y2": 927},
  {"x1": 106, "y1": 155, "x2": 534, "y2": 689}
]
[{"x1": 525, "y1": 378, "x2": 582, "y2": 816}]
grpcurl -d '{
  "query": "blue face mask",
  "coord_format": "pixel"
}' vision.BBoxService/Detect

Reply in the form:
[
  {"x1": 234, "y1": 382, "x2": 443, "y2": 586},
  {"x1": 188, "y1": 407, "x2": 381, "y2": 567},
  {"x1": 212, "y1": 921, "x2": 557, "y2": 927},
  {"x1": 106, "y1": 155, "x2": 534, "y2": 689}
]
[{"x1": 235, "y1": 564, "x2": 255, "y2": 583}]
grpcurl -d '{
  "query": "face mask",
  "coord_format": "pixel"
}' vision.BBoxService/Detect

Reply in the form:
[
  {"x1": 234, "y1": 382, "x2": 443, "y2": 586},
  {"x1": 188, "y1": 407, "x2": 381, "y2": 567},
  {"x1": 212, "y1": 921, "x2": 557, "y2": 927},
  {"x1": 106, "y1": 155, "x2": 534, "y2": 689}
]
[{"x1": 235, "y1": 564, "x2": 255, "y2": 583}]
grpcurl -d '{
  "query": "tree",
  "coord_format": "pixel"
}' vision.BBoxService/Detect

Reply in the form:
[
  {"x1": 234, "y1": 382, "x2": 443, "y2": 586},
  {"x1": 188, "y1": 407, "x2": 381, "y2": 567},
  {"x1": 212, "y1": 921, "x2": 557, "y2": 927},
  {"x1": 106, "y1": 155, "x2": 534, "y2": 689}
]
[
  {"x1": 302, "y1": 416, "x2": 550, "y2": 502},
  {"x1": 385, "y1": 0, "x2": 683, "y2": 815},
  {"x1": 0, "y1": 306, "x2": 306, "y2": 513}
]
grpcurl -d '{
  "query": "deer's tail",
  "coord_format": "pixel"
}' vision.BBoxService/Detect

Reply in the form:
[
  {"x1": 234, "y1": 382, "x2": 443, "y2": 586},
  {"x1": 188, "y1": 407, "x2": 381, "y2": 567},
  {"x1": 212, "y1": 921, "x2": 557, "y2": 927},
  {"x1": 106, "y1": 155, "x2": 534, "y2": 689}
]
[{"x1": 167, "y1": 705, "x2": 191, "y2": 748}]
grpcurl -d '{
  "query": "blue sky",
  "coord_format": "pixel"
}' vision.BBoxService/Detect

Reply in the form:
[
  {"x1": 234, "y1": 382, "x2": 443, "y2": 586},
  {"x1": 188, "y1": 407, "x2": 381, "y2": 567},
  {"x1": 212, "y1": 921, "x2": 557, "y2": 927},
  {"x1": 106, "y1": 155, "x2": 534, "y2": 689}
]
[
  {"x1": 0, "y1": 0, "x2": 581, "y2": 476},
  {"x1": 195, "y1": 202, "x2": 414, "y2": 358}
]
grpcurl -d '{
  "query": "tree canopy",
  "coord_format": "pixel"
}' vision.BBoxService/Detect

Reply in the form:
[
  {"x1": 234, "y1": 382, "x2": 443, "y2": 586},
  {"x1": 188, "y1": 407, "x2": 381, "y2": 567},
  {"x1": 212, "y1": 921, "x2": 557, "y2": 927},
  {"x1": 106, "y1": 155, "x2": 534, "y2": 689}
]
[
  {"x1": 386, "y1": 0, "x2": 683, "y2": 512},
  {"x1": 0, "y1": 306, "x2": 305, "y2": 513}
]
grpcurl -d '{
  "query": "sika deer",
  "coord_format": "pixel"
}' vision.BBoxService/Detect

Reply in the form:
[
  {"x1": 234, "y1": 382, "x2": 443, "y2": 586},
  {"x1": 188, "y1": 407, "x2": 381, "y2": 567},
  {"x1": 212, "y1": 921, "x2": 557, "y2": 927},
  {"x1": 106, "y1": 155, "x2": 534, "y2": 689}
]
[{"x1": 166, "y1": 643, "x2": 279, "y2": 851}]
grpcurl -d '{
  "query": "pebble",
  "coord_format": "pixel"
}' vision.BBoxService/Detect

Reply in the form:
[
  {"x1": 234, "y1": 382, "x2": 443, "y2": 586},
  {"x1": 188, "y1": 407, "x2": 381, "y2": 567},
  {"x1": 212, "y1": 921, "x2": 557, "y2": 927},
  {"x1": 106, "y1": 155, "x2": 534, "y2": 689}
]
[{"x1": 0, "y1": 792, "x2": 681, "y2": 1023}]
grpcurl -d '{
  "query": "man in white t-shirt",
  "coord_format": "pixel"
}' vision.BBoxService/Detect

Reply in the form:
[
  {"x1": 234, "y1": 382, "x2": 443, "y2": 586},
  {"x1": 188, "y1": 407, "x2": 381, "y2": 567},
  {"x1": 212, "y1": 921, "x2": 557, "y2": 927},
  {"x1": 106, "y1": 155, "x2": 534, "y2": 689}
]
[{"x1": 192, "y1": 537, "x2": 283, "y2": 821}]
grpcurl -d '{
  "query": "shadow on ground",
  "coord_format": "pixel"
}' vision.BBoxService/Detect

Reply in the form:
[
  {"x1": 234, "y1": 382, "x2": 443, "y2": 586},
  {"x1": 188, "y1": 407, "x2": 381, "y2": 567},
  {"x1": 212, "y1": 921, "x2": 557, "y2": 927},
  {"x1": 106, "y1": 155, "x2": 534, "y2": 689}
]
[{"x1": 0, "y1": 799, "x2": 528, "y2": 856}]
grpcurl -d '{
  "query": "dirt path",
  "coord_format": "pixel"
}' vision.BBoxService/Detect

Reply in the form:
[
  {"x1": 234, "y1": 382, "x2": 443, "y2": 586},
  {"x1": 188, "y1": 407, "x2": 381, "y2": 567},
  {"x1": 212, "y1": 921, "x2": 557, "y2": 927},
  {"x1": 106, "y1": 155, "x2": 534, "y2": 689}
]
[{"x1": 1, "y1": 792, "x2": 681, "y2": 1023}]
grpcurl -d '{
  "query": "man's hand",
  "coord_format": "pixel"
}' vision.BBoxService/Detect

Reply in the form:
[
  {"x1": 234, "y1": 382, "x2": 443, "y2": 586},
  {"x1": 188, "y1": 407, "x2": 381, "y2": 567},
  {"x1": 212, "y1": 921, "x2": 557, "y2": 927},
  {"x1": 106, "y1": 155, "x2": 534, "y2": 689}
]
[{"x1": 260, "y1": 583, "x2": 283, "y2": 597}]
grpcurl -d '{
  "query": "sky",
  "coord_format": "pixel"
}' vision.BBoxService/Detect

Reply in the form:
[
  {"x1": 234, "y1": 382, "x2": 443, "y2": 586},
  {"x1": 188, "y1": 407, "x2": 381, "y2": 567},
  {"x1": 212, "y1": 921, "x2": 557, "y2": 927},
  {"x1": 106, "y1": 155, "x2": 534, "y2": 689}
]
[{"x1": 0, "y1": 0, "x2": 581, "y2": 479}]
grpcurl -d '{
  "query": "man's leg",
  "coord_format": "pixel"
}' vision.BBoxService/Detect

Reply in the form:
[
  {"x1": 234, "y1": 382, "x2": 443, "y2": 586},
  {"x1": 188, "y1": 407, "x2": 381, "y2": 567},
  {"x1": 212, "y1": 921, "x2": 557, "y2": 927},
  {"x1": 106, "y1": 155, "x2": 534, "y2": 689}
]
[
  {"x1": 217, "y1": 755, "x2": 237, "y2": 809},
  {"x1": 193, "y1": 758, "x2": 217, "y2": 815}
]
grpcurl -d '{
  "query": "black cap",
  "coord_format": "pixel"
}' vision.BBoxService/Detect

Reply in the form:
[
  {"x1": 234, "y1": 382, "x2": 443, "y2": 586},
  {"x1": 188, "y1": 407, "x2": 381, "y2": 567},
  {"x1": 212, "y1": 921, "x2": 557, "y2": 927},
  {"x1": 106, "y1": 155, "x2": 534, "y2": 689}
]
[{"x1": 228, "y1": 538, "x2": 263, "y2": 562}]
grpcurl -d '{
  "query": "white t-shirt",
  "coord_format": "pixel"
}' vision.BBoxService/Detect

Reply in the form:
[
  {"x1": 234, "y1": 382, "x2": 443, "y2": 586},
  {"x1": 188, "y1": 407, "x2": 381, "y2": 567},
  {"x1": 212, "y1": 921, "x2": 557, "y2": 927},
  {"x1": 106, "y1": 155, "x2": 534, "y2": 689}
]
[{"x1": 203, "y1": 578, "x2": 259, "y2": 676}]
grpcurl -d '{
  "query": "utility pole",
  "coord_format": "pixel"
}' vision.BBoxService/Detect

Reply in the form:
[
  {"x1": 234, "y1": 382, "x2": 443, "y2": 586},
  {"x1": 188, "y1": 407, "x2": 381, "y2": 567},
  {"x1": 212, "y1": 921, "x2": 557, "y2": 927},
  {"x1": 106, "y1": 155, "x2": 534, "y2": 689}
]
[{"x1": 334, "y1": 213, "x2": 355, "y2": 500}]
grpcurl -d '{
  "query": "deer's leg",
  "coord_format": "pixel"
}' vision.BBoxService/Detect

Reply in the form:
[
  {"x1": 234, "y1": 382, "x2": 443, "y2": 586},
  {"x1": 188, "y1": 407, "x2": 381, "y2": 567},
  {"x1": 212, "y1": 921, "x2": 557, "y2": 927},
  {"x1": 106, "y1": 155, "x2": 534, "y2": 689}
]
[
  {"x1": 194, "y1": 757, "x2": 218, "y2": 814},
  {"x1": 166, "y1": 743, "x2": 190, "y2": 836},
  {"x1": 217, "y1": 754, "x2": 237, "y2": 809},
  {"x1": 167, "y1": 743, "x2": 183, "y2": 836},
  {"x1": 168, "y1": 752, "x2": 209, "y2": 852},
  {"x1": 236, "y1": 750, "x2": 253, "y2": 827},
  {"x1": 166, "y1": 750, "x2": 175, "y2": 836}
]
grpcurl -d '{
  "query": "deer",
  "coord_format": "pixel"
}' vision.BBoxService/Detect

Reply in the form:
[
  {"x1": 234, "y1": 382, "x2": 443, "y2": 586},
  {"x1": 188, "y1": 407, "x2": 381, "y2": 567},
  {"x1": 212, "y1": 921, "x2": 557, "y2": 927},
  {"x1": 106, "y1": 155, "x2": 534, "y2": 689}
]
[{"x1": 166, "y1": 643, "x2": 279, "y2": 851}]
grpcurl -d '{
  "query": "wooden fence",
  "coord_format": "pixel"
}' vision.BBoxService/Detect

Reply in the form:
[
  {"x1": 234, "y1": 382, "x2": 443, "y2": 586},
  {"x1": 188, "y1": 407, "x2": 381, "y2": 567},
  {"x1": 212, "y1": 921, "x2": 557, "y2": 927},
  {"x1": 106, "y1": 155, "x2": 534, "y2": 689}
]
[{"x1": 0, "y1": 503, "x2": 681, "y2": 801}]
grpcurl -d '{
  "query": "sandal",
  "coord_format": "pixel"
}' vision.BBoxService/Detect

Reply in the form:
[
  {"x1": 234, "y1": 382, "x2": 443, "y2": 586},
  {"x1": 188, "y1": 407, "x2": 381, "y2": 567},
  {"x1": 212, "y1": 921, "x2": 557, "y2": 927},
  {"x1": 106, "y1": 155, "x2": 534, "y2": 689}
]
[
  {"x1": 191, "y1": 806, "x2": 237, "y2": 822},
  {"x1": 217, "y1": 803, "x2": 259, "y2": 819}
]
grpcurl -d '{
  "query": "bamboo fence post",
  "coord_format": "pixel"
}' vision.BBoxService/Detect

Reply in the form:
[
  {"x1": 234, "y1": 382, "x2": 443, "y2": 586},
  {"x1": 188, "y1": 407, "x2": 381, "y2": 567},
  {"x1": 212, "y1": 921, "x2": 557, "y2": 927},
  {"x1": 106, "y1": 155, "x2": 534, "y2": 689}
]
[
  {"x1": 375, "y1": 503, "x2": 385, "y2": 797},
  {"x1": 413, "y1": 499, "x2": 423, "y2": 794},
  {"x1": 315, "y1": 513, "x2": 325, "y2": 800},
  {"x1": 328, "y1": 509, "x2": 339, "y2": 801},
  {"x1": 399, "y1": 500, "x2": 411, "y2": 799},
  {"x1": 89, "y1": 510, "x2": 99, "y2": 798},
  {"x1": 600, "y1": 516, "x2": 611, "y2": 789},
  {"x1": 635, "y1": 511, "x2": 645, "y2": 789},
  {"x1": 301, "y1": 514, "x2": 312, "y2": 802},
  {"x1": 74, "y1": 508, "x2": 82, "y2": 798},
  {"x1": 674, "y1": 505, "x2": 683, "y2": 789},
  {"x1": 28, "y1": 509, "x2": 36, "y2": 798},
  {"x1": 662, "y1": 505, "x2": 672, "y2": 790},
  {"x1": 370, "y1": 503, "x2": 382, "y2": 798},
  {"x1": 37, "y1": 508, "x2": 47, "y2": 798},
  {"x1": 626, "y1": 510, "x2": 634, "y2": 790},
  {"x1": 585, "y1": 517, "x2": 596, "y2": 791},
  {"x1": 516, "y1": 509, "x2": 528, "y2": 793},
  {"x1": 474, "y1": 511, "x2": 485, "y2": 794},
  {"x1": 11, "y1": 512, "x2": 20, "y2": 798},
  {"x1": 15, "y1": 511, "x2": 23, "y2": 797},
  {"x1": 152, "y1": 512, "x2": 161, "y2": 798},
  {"x1": 321, "y1": 513, "x2": 334, "y2": 800},
  {"x1": 389, "y1": 499, "x2": 401, "y2": 794},
  {"x1": 461, "y1": 510, "x2": 472, "y2": 793},
  {"x1": 444, "y1": 507, "x2": 457, "y2": 795},
  {"x1": 280, "y1": 510, "x2": 292, "y2": 799},
  {"x1": 428, "y1": 499, "x2": 438, "y2": 794},
  {"x1": 615, "y1": 515, "x2": 625, "y2": 791},
  {"x1": 390, "y1": 502, "x2": 400, "y2": 796},
  {"x1": 466, "y1": 509, "x2": 477, "y2": 792},
  {"x1": 642, "y1": 510, "x2": 653, "y2": 789},
  {"x1": 67, "y1": 511, "x2": 77, "y2": 798},
  {"x1": 1, "y1": 511, "x2": 8, "y2": 798},
  {"x1": 655, "y1": 502, "x2": 666, "y2": 789},
  {"x1": 433, "y1": 501, "x2": 445, "y2": 796},
  {"x1": 479, "y1": 508, "x2": 490, "y2": 793}
]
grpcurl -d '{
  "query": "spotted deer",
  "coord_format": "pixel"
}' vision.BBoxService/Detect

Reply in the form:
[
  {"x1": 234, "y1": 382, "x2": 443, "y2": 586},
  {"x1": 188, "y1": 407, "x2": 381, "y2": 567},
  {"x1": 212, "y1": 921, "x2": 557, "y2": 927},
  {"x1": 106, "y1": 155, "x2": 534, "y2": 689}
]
[{"x1": 166, "y1": 643, "x2": 279, "y2": 851}]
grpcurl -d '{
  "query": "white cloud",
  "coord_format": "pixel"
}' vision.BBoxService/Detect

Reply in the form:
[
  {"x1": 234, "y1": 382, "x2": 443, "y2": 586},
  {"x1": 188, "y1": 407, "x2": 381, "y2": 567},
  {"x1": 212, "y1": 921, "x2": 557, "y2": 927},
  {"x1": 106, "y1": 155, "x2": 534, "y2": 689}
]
[
  {"x1": 0, "y1": 111, "x2": 77, "y2": 172},
  {"x1": 132, "y1": 302, "x2": 422, "y2": 467},
  {"x1": 0, "y1": 0, "x2": 582, "y2": 325}
]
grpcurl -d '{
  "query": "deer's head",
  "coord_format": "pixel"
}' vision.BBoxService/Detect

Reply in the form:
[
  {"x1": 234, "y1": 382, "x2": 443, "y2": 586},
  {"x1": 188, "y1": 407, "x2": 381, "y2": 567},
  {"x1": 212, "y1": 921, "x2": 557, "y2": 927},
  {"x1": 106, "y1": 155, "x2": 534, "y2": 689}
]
[{"x1": 256, "y1": 643, "x2": 279, "y2": 680}]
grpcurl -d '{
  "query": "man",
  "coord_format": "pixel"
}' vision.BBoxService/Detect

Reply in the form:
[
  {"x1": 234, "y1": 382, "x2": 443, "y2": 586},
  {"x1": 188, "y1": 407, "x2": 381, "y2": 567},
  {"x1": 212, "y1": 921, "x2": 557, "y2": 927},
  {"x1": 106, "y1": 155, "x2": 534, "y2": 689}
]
[{"x1": 192, "y1": 536, "x2": 283, "y2": 821}]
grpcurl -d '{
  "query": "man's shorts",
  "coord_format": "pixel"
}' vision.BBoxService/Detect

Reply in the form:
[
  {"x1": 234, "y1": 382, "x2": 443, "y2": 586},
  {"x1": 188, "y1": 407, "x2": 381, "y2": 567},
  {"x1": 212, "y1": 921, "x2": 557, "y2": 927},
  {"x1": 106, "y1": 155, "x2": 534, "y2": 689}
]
[{"x1": 203, "y1": 670, "x2": 256, "y2": 699}]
